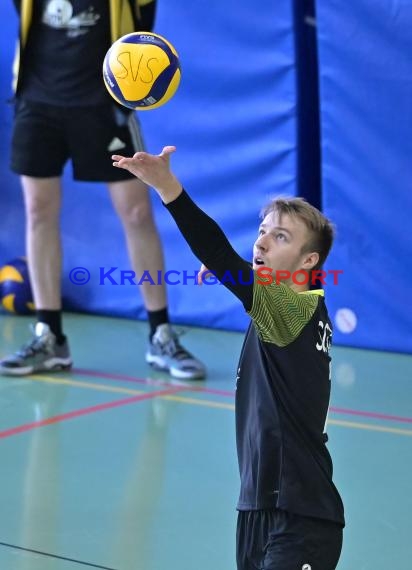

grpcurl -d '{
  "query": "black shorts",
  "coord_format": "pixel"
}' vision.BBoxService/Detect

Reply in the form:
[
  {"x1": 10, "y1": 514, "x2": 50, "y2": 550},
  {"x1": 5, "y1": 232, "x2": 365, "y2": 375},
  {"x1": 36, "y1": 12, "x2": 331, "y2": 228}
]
[
  {"x1": 10, "y1": 99, "x2": 145, "y2": 182},
  {"x1": 236, "y1": 509, "x2": 343, "y2": 570}
]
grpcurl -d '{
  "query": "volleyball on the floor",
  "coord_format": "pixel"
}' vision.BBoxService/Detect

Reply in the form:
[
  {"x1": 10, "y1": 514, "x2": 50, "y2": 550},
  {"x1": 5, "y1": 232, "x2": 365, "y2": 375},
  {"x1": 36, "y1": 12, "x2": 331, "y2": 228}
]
[
  {"x1": 103, "y1": 31, "x2": 181, "y2": 110},
  {"x1": 0, "y1": 257, "x2": 35, "y2": 315}
]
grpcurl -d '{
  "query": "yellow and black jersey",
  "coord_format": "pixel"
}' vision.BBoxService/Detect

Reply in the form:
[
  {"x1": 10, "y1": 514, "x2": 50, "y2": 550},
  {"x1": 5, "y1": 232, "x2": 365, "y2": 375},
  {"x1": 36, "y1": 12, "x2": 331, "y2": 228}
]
[
  {"x1": 166, "y1": 190, "x2": 345, "y2": 526},
  {"x1": 12, "y1": 0, "x2": 156, "y2": 96}
]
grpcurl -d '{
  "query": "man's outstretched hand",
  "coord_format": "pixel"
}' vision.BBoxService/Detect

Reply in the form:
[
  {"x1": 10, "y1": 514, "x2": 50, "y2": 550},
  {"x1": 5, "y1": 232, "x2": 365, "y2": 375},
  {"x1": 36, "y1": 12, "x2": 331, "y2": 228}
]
[{"x1": 112, "y1": 146, "x2": 182, "y2": 203}]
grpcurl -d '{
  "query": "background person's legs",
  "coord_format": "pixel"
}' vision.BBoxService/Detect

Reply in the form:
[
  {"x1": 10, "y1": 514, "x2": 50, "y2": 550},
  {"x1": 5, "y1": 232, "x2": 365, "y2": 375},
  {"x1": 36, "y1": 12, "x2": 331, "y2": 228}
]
[
  {"x1": 0, "y1": 175, "x2": 72, "y2": 375},
  {"x1": 108, "y1": 177, "x2": 206, "y2": 380},
  {"x1": 22, "y1": 176, "x2": 62, "y2": 311},
  {"x1": 0, "y1": 99, "x2": 205, "y2": 379},
  {"x1": 108, "y1": 178, "x2": 167, "y2": 313}
]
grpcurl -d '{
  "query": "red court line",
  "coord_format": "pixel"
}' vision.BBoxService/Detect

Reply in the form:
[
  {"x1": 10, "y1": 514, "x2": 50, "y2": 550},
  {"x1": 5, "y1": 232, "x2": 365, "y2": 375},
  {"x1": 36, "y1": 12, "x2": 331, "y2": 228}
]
[
  {"x1": 72, "y1": 367, "x2": 234, "y2": 397},
  {"x1": 328, "y1": 406, "x2": 412, "y2": 424},
  {"x1": 72, "y1": 367, "x2": 412, "y2": 425},
  {"x1": 0, "y1": 386, "x2": 186, "y2": 440},
  {"x1": 72, "y1": 367, "x2": 160, "y2": 386}
]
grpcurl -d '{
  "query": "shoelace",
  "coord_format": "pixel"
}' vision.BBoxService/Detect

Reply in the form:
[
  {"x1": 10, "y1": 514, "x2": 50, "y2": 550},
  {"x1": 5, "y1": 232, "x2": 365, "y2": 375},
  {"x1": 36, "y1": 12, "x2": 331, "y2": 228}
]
[
  {"x1": 163, "y1": 335, "x2": 193, "y2": 361},
  {"x1": 17, "y1": 337, "x2": 51, "y2": 358}
]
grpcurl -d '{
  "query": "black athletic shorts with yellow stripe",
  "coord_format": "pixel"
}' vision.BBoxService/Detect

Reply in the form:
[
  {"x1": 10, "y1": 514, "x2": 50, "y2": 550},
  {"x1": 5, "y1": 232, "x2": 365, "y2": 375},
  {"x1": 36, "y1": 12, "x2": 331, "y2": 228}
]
[{"x1": 11, "y1": 99, "x2": 144, "y2": 182}]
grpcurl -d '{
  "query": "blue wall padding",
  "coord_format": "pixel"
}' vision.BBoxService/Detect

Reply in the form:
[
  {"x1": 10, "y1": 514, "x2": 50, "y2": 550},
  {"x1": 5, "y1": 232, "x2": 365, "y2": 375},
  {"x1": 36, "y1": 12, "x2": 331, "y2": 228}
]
[
  {"x1": 0, "y1": 5, "x2": 25, "y2": 265},
  {"x1": 317, "y1": 0, "x2": 412, "y2": 353},
  {"x1": 0, "y1": 1, "x2": 297, "y2": 332}
]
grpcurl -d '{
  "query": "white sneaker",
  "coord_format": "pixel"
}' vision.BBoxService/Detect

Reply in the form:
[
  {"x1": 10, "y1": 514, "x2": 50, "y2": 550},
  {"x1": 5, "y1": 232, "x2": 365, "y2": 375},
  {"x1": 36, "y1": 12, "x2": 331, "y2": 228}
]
[
  {"x1": 146, "y1": 324, "x2": 206, "y2": 380},
  {"x1": 0, "y1": 323, "x2": 72, "y2": 376}
]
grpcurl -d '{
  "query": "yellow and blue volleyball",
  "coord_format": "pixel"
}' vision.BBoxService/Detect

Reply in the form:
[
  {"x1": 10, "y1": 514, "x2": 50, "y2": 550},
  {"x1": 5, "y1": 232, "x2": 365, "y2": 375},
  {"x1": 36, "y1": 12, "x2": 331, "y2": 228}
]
[
  {"x1": 0, "y1": 257, "x2": 35, "y2": 315},
  {"x1": 103, "y1": 32, "x2": 181, "y2": 111}
]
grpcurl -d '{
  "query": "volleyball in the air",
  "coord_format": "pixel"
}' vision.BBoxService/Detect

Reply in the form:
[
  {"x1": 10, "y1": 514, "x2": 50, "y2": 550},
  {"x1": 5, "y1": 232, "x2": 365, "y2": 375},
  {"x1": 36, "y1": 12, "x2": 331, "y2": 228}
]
[{"x1": 103, "y1": 32, "x2": 181, "y2": 111}]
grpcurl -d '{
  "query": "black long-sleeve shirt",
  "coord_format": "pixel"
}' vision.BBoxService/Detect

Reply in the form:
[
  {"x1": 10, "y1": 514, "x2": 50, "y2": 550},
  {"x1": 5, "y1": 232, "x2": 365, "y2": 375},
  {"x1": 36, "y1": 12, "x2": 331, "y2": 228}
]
[{"x1": 166, "y1": 190, "x2": 345, "y2": 525}]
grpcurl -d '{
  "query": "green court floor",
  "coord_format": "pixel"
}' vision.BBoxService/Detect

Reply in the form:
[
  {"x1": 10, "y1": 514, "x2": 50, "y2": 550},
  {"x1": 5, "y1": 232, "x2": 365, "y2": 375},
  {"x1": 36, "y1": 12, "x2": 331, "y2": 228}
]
[{"x1": 0, "y1": 313, "x2": 411, "y2": 570}]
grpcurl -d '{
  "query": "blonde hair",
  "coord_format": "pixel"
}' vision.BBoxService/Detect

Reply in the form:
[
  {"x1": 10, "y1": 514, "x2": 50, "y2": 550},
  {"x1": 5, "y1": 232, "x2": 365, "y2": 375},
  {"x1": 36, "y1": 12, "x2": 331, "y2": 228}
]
[{"x1": 261, "y1": 197, "x2": 335, "y2": 271}]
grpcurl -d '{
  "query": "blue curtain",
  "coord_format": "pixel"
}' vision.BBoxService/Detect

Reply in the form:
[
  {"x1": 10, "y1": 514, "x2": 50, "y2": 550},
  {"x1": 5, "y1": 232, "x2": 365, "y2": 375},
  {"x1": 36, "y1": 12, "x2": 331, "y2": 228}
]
[{"x1": 317, "y1": 0, "x2": 412, "y2": 353}]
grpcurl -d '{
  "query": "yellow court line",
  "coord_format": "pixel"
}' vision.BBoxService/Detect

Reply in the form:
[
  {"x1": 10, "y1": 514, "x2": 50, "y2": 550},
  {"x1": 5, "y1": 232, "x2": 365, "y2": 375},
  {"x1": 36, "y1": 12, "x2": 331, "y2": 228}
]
[
  {"x1": 327, "y1": 418, "x2": 412, "y2": 437},
  {"x1": 165, "y1": 394, "x2": 235, "y2": 410},
  {"x1": 29, "y1": 375, "x2": 412, "y2": 436},
  {"x1": 167, "y1": 395, "x2": 412, "y2": 436},
  {"x1": 31, "y1": 374, "x2": 143, "y2": 396}
]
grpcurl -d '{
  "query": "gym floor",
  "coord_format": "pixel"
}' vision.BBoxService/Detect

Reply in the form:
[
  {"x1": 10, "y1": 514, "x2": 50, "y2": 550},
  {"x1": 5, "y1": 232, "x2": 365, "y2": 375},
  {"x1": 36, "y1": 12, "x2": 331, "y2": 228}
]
[{"x1": 0, "y1": 313, "x2": 411, "y2": 570}]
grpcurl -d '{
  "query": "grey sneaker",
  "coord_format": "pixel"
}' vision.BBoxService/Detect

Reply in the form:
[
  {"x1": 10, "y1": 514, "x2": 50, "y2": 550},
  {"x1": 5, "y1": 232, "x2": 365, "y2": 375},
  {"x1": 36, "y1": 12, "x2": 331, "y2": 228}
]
[
  {"x1": 0, "y1": 322, "x2": 72, "y2": 376},
  {"x1": 146, "y1": 324, "x2": 206, "y2": 380}
]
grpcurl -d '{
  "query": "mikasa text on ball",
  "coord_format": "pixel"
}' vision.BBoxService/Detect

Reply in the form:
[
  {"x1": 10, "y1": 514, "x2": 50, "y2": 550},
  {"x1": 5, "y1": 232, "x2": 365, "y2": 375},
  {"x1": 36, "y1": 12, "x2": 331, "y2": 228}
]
[{"x1": 103, "y1": 32, "x2": 181, "y2": 110}]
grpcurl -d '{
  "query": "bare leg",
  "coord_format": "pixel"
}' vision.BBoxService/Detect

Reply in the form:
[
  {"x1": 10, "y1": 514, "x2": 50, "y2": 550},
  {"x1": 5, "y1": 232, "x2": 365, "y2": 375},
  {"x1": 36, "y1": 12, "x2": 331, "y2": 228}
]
[
  {"x1": 108, "y1": 177, "x2": 206, "y2": 380},
  {"x1": 0, "y1": 177, "x2": 71, "y2": 376},
  {"x1": 22, "y1": 176, "x2": 62, "y2": 310},
  {"x1": 108, "y1": 178, "x2": 167, "y2": 311}
]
